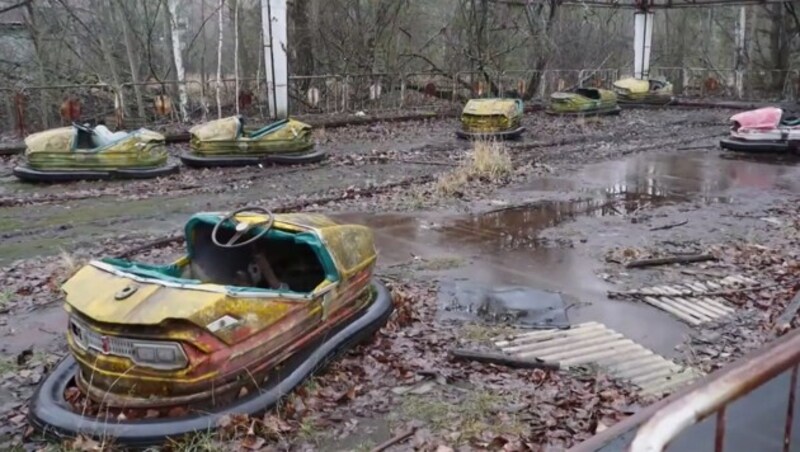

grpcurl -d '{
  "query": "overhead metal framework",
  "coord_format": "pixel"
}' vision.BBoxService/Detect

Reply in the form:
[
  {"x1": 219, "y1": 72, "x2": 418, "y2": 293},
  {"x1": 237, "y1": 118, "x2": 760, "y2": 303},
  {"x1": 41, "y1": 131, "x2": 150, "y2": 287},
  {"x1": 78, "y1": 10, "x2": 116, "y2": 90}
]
[
  {"x1": 509, "y1": 0, "x2": 789, "y2": 9},
  {"x1": 507, "y1": 0, "x2": 785, "y2": 80}
]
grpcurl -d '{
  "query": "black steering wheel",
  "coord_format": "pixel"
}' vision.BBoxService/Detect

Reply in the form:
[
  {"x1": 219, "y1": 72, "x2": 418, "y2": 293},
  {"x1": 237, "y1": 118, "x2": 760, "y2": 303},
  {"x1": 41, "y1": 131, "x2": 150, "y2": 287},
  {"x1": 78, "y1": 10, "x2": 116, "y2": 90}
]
[
  {"x1": 72, "y1": 121, "x2": 94, "y2": 133},
  {"x1": 211, "y1": 206, "x2": 275, "y2": 248}
]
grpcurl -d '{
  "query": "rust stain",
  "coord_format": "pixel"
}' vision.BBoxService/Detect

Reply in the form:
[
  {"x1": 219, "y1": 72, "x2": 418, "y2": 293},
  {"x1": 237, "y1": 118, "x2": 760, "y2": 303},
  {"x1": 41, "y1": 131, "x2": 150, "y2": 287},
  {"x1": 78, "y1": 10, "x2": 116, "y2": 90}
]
[
  {"x1": 59, "y1": 97, "x2": 81, "y2": 123},
  {"x1": 154, "y1": 95, "x2": 172, "y2": 116}
]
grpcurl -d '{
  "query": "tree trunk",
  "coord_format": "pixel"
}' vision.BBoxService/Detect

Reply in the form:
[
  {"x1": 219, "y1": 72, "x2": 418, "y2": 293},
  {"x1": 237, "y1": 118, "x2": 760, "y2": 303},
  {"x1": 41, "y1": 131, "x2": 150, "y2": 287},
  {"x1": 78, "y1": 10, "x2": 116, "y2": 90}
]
[
  {"x1": 97, "y1": 0, "x2": 125, "y2": 117},
  {"x1": 116, "y1": 0, "x2": 146, "y2": 119},
  {"x1": 167, "y1": 0, "x2": 189, "y2": 121},
  {"x1": 200, "y1": 0, "x2": 208, "y2": 120},
  {"x1": 734, "y1": 6, "x2": 747, "y2": 99},
  {"x1": 290, "y1": 0, "x2": 314, "y2": 77},
  {"x1": 523, "y1": 1, "x2": 559, "y2": 100},
  {"x1": 216, "y1": 0, "x2": 225, "y2": 118},
  {"x1": 23, "y1": 2, "x2": 50, "y2": 129},
  {"x1": 234, "y1": 0, "x2": 240, "y2": 115}
]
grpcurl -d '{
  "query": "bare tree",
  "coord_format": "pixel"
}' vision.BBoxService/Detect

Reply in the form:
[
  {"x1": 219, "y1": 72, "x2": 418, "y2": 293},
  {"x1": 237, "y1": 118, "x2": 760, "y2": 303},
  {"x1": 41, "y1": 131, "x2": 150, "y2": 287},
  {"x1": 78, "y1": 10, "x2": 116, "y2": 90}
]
[{"x1": 116, "y1": 0, "x2": 146, "y2": 118}]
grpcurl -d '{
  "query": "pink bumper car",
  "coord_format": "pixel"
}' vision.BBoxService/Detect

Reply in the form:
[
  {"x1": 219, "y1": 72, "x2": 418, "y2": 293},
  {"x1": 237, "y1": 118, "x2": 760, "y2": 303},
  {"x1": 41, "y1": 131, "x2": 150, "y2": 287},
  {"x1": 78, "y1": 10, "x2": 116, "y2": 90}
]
[{"x1": 720, "y1": 107, "x2": 800, "y2": 153}]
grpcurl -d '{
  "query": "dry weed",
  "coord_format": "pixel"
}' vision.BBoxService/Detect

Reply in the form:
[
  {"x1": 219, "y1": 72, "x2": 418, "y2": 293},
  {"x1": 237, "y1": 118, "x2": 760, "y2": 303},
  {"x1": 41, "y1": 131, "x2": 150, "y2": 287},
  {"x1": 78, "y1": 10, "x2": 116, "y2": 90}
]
[{"x1": 435, "y1": 140, "x2": 512, "y2": 196}]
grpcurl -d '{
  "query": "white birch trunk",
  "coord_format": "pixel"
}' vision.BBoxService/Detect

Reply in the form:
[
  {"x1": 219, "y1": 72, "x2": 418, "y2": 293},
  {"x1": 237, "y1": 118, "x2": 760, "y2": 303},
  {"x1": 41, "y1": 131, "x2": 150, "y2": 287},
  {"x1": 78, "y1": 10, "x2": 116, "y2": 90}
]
[
  {"x1": 260, "y1": 0, "x2": 274, "y2": 117},
  {"x1": 734, "y1": 6, "x2": 747, "y2": 99},
  {"x1": 167, "y1": 0, "x2": 189, "y2": 122},
  {"x1": 234, "y1": 0, "x2": 240, "y2": 116},
  {"x1": 216, "y1": 0, "x2": 225, "y2": 118},
  {"x1": 260, "y1": 0, "x2": 288, "y2": 119}
]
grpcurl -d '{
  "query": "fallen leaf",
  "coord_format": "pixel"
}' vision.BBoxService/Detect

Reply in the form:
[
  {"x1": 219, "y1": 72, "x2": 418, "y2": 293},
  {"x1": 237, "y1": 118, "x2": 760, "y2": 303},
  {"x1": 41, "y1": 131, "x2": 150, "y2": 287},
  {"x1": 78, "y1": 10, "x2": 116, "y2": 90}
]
[{"x1": 241, "y1": 435, "x2": 266, "y2": 450}]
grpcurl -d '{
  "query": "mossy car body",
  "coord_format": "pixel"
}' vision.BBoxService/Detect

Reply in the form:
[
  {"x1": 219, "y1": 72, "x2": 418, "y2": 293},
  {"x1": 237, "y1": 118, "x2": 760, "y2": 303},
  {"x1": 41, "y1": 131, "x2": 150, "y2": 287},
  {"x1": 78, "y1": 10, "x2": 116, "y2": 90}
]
[
  {"x1": 457, "y1": 98, "x2": 525, "y2": 139},
  {"x1": 546, "y1": 88, "x2": 620, "y2": 116},
  {"x1": 13, "y1": 124, "x2": 176, "y2": 182},
  {"x1": 63, "y1": 212, "x2": 377, "y2": 408},
  {"x1": 182, "y1": 116, "x2": 325, "y2": 167},
  {"x1": 613, "y1": 77, "x2": 674, "y2": 105}
]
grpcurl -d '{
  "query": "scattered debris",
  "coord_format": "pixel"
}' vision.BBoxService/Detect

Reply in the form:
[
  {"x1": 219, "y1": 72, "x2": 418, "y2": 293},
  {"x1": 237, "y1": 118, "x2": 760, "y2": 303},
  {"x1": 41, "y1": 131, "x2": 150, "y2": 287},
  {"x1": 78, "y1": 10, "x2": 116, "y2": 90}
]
[
  {"x1": 677, "y1": 311, "x2": 773, "y2": 373},
  {"x1": 649, "y1": 219, "x2": 688, "y2": 231},
  {"x1": 625, "y1": 253, "x2": 716, "y2": 269},
  {"x1": 495, "y1": 322, "x2": 702, "y2": 395},
  {"x1": 607, "y1": 276, "x2": 763, "y2": 325},
  {"x1": 450, "y1": 348, "x2": 559, "y2": 370},
  {"x1": 371, "y1": 426, "x2": 418, "y2": 452},
  {"x1": 774, "y1": 290, "x2": 800, "y2": 334}
]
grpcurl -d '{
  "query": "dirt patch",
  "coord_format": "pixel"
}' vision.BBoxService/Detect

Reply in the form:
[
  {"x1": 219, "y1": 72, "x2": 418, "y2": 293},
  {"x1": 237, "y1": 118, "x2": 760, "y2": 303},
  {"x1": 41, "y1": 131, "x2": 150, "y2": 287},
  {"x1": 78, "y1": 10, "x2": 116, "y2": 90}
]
[{"x1": 5, "y1": 106, "x2": 798, "y2": 450}]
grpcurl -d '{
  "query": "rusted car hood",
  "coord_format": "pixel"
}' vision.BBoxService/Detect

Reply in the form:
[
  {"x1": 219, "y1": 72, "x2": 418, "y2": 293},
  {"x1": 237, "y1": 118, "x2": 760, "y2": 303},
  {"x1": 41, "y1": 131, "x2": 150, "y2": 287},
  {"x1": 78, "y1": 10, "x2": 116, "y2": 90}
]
[
  {"x1": 63, "y1": 263, "x2": 297, "y2": 335},
  {"x1": 462, "y1": 99, "x2": 520, "y2": 118}
]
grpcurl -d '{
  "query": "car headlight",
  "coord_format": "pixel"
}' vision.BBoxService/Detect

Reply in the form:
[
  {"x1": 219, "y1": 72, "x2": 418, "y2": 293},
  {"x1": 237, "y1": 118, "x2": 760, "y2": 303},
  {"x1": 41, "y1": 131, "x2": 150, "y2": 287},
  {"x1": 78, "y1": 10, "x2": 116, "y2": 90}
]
[
  {"x1": 131, "y1": 342, "x2": 188, "y2": 370},
  {"x1": 68, "y1": 316, "x2": 188, "y2": 370}
]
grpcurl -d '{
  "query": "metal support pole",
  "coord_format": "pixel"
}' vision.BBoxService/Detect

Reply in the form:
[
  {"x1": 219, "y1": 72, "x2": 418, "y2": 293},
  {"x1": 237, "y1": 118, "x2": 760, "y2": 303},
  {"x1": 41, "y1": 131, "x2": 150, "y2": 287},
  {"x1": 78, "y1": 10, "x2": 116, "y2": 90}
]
[
  {"x1": 260, "y1": 0, "x2": 288, "y2": 119},
  {"x1": 634, "y1": 11, "x2": 654, "y2": 79}
]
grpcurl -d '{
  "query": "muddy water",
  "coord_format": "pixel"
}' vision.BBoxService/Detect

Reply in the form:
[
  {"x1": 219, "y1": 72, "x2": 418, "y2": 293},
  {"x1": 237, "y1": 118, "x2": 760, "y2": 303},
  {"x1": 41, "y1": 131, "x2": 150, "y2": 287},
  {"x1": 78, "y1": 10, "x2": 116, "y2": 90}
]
[
  {"x1": 525, "y1": 149, "x2": 800, "y2": 198},
  {"x1": 345, "y1": 150, "x2": 800, "y2": 356}
]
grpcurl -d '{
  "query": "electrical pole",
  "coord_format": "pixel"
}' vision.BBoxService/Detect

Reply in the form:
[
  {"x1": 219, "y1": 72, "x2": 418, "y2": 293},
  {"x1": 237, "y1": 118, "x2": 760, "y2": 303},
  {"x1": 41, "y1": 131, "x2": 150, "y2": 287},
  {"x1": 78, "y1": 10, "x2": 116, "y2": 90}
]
[{"x1": 260, "y1": 0, "x2": 289, "y2": 119}]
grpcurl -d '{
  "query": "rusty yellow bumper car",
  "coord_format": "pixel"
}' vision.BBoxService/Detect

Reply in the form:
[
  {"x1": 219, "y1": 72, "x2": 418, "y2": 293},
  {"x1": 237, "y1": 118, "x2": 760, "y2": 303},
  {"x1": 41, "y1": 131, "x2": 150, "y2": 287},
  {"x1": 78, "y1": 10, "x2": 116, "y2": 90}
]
[
  {"x1": 546, "y1": 87, "x2": 621, "y2": 116},
  {"x1": 456, "y1": 98, "x2": 525, "y2": 140},
  {"x1": 28, "y1": 207, "x2": 392, "y2": 446},
  {"x1": 13, "y1": 123, "x2": 177, "y2": 182},
  {"x1": 613, "y1": 77, "x2": 674, "y2": 106},
  {"x1": 180, "y1": 116, "x2": 326, "y2": 168}
]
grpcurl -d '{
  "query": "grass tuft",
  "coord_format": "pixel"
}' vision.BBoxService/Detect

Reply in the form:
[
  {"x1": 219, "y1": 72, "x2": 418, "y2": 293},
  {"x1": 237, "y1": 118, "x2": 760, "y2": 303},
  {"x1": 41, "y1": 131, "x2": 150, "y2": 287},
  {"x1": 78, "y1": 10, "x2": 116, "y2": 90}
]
[{"x1": 435, "y1": 140, "x2": 512, "y2": 196}]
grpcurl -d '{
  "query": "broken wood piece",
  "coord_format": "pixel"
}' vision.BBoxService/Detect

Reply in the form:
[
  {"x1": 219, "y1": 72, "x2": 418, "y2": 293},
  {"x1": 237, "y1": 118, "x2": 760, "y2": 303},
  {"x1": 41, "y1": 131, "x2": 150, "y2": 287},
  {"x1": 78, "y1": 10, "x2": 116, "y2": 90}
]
[
  {"x1": 450, "y1": 348, "x2": 560, "y2": 370},
  {"x1": 370, "y1": 427, "x2": 417, "y2": 452},
  {"x1": 365, "y1": 156, "x2": 457, "y2": 166},
  {"x1": 774, "y1": 290, "x2": 800, "y2": 334},
  {"x1": 609, "y1": 281, "x2": 785, "y2": 299},
  {"x1": 625, "y1": 254, "x2": 716, "y2": 269},
  {"x1": 649, "y1": 219, "x2": 688, "y2": 231}
]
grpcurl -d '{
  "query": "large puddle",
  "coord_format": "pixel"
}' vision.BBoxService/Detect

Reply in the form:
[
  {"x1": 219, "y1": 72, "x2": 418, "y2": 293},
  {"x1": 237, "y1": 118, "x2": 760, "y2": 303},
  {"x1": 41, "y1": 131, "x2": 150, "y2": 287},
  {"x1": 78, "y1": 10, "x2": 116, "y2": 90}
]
[
  {"x1": 343, "y1": 150, "x2": 800, "y2": 354},
  {"x1": 525, "y1": 150, "x2": 800, "y2": 196}
]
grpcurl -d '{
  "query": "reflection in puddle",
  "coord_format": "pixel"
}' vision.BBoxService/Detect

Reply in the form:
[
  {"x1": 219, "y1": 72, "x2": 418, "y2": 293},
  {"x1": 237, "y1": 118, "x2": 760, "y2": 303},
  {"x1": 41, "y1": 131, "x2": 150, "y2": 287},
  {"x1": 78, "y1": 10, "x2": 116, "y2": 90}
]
[{"x1": 438, "y1": 188, "x2": 688, "y2": 250}]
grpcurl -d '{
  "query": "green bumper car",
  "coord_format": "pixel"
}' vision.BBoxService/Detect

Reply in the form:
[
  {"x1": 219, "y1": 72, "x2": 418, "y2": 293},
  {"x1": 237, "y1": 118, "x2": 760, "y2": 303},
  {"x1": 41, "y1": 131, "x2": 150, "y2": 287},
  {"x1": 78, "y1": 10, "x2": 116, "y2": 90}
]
[
  {"x1": 546, "y1": 88, "x2": 621, "y2": 116},
  {"x1": 613, "y1": 77, "x2": 674, "y2": 106},
  {"x1": 456, "y1": 98, "x2": 525, "y2": 140},
  {"x1": 13, "y1": 123, "x2": 178, "y2": 183},
  {"x1": 180, "y1": 116, "x2": 326, "y2": 168}
]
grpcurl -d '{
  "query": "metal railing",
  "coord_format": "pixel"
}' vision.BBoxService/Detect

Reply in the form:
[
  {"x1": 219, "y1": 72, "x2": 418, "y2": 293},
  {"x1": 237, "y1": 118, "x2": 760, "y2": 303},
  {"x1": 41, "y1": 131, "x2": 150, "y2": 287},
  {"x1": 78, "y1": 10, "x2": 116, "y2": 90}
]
[
  {"x1": 647, "y1": 66, "x2": 799, "y2": 101},
  {"x1": 628, "y1": 328, "x2": 800, "y2": 452}
]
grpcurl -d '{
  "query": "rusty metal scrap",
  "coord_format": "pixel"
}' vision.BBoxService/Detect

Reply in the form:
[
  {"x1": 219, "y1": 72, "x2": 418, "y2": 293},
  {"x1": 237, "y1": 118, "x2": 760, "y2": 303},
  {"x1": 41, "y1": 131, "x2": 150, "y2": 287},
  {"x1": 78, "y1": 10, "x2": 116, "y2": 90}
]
[{"x1": 629, "y1": 329, "x2": 800, "y2": 452}]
